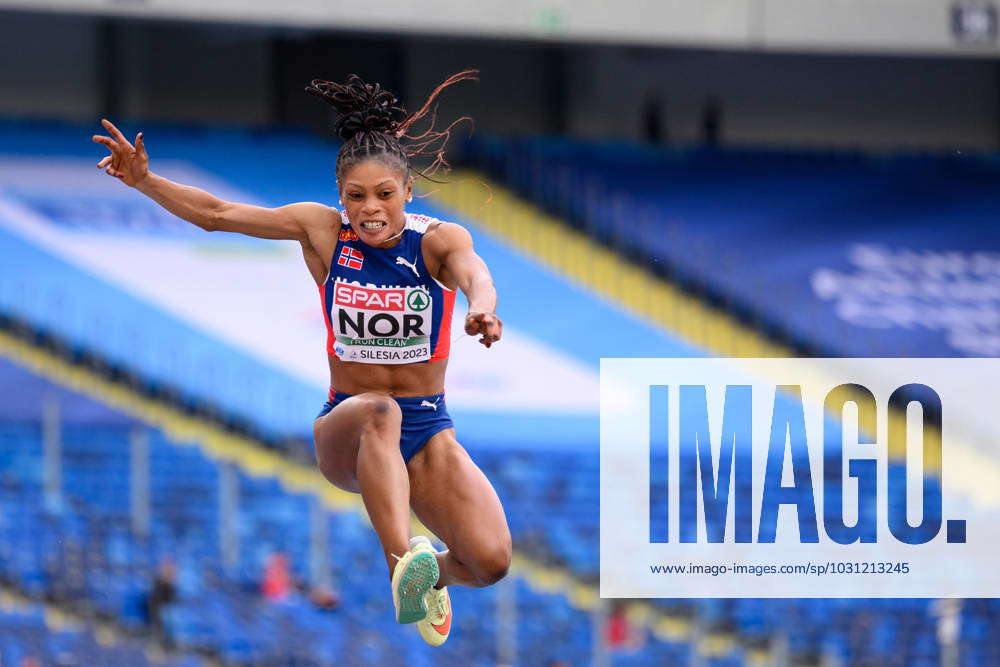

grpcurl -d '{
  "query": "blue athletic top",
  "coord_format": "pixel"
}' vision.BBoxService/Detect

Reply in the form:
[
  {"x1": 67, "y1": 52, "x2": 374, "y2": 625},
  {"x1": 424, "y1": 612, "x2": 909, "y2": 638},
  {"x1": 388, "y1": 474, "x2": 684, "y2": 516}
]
[{"x1": 320, "y1": 211, "x2": 456, "y2": 366}]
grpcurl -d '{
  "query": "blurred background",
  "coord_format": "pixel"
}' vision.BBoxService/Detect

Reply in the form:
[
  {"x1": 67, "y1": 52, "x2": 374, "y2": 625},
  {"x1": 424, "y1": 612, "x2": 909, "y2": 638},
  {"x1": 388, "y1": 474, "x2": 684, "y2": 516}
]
[{"x1": 0, "y1": 1, "x2": 998, "y2": 665}]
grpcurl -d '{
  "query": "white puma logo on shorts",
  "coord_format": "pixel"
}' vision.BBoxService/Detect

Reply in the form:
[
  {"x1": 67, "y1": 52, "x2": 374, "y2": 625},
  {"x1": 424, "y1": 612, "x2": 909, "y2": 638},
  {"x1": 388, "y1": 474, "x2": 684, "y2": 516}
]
[
  {"x1": 420, "y1": 399, "x2": 438, "y2": 411},
  {"x1": 396, "y1": 256, "x2": 420, "y2": 278}
]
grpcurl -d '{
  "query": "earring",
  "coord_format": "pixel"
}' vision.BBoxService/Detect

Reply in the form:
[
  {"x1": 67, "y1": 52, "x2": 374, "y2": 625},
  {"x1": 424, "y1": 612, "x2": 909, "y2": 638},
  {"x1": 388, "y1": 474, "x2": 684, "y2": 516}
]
[{"x1": 406, "y1": 196, "x2": 413, "y2": 203}]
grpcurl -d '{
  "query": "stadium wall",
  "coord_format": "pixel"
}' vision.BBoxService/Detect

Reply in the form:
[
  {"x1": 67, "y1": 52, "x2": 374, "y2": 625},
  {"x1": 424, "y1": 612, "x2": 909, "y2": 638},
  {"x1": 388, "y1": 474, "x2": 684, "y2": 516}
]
[
  {"x1": 2, "y1": 12, "x2": 998, "y2": 150},
  {"x1": 565, "y1": 47, "x2": 1000, "y2": 149}
]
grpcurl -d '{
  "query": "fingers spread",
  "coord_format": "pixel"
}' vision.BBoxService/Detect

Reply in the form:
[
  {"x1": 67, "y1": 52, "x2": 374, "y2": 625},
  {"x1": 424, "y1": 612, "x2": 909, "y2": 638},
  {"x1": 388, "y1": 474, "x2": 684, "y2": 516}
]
[
  {"x1": 135, "y1": 132, "x2": 146, "y2": 157},
  {"x1": 101, "y1": 119, "x2": 133, "y2": 150},
  {"x1": 92, "y1": 135, "x2": 117, "y2": 150}
]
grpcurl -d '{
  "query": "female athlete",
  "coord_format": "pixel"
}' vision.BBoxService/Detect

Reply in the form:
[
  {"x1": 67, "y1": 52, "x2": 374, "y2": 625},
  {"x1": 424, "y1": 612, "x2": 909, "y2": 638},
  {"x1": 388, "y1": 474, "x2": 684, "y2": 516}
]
[{"x1": 92, "y1": 70, "x2": 511, "y2": 647}]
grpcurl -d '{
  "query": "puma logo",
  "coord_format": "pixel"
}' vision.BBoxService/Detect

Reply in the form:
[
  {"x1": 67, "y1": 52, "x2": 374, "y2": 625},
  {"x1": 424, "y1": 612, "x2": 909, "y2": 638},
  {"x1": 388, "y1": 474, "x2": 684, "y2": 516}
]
[
  {"x1": 420, "y1": 399, "x2": 439, "y2": 411},
  {"x1": 396, "y1": 256, "x2": 420, "y2": 278}
]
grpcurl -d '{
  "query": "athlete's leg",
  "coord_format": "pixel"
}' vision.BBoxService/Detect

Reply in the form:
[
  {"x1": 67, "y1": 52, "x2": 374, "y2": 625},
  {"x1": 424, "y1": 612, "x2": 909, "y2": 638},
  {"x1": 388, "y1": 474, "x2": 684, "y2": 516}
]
[
  {"x1": 313, "y1": 393, "x2": 411, "y2": 575},
  {"x1": 407, "y1": 429, "x2": 512, "y2": 588}
]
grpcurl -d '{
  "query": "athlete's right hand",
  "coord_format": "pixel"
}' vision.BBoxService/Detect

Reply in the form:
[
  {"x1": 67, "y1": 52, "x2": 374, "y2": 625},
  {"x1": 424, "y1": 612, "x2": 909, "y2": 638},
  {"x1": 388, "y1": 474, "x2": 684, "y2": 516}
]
[
  {"x1": 465, "y1": 311, "x2": 503, "y2": 348},
  {"x1": 92, "y1": 119, "x2": 149, "y2": 187}
]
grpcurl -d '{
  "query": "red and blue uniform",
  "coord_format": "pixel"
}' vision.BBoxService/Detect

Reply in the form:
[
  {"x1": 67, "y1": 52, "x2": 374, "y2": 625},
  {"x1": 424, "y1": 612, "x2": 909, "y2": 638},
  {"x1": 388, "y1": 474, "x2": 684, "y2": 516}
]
[
  {"x1": 321, "y1": 211, "x2": 455, "y2": 365},
  {"x1": 316, "y1": 212, "x2": 457, "y2": 460}
]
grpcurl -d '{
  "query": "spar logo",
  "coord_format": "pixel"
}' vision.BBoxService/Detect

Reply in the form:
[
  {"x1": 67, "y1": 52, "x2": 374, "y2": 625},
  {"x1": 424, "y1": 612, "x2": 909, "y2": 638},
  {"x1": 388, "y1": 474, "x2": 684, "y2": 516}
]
[
  {"x1": 340, "y1": 228, "x2": 359, "y2": 241},
  {"x1": 647, "y1": 383, "x2": 966, "y2": 546},
  {"x1": 334, "y1": 283, "x2": 404, "y2": 311},
  {"x1": 407, "y1": 289, "x2": 430, "y2": 312}
]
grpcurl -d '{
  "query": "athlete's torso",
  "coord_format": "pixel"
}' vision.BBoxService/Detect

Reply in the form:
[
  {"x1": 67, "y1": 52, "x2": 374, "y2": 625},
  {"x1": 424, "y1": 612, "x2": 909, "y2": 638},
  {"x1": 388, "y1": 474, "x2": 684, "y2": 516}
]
[{"x1": 318, "y1": 211, "x2": 456, "y2": 395}]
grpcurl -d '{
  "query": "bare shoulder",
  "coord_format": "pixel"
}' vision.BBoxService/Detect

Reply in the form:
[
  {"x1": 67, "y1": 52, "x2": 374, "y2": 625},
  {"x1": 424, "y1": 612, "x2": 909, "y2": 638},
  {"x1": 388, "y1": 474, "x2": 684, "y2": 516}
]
[
  {"x1": 423, "y1": 220, "x2": 472, "y2": 252},
  {"x1": 283, "y1": 202, "x2": 340, "y2": 228},
  {"x1": 284, "y1": 202, "x2": 342, "y2": 245}
]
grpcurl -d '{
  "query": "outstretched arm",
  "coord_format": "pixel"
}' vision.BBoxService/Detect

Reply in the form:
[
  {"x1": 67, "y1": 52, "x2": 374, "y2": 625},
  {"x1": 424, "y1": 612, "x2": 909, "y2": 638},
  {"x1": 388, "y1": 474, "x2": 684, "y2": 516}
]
[
  {"x1": 431, "y1": 223, "x2": 502, "y2": 348},
  {"x1": 92, "y1": 119, "x2": 321, "y2": 240}
]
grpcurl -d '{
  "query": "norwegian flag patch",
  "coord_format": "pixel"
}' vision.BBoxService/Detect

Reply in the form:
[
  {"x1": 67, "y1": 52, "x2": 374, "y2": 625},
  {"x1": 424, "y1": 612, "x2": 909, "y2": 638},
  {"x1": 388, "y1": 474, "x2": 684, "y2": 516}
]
[{"x1": 337, "y1": 246, "x2": 364, "y2": 270}]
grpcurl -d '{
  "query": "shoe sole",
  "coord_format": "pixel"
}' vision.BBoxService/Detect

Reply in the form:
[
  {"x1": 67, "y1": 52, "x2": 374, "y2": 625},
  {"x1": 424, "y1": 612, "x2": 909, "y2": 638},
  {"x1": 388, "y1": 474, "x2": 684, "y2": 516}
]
[{"x1": 393, "y1": 550, "x2": 439, "y2": 624}]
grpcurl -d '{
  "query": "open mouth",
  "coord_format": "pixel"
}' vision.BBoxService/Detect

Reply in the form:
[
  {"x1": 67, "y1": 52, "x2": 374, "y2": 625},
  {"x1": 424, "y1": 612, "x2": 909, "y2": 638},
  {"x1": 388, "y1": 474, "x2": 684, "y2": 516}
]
[{"x1": 361, "y1": 220, "x2": 386, "y2": 231}]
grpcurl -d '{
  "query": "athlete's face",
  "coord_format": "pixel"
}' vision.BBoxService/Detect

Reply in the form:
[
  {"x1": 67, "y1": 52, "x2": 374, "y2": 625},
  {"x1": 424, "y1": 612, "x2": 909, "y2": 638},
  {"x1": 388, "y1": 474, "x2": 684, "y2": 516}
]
[{"x1": 339, "y1": 160, "x2": 412, "y2": 248}]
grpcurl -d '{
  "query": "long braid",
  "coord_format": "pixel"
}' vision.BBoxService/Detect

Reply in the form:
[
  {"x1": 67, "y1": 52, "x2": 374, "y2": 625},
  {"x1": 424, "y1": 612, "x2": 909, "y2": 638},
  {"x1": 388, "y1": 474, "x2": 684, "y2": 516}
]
[{"x1": 305, "y1": 70, "x2": 478, "y2": 184}]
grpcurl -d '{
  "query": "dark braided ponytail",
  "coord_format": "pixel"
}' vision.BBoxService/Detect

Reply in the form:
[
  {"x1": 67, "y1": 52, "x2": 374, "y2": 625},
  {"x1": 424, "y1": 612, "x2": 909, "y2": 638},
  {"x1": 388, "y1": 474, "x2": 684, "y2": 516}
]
[{"x1": 305, "y1": 70, "x2": 477, "y2": 187}]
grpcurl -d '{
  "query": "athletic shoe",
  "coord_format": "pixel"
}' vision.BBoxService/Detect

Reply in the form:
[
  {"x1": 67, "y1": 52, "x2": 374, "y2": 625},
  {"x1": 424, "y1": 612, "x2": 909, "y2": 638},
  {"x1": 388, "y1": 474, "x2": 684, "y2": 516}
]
[
  {"x1": 411, "y1": 536, "x2": 452, "y2": 646},
  {"x1": 391, "y1": 537, "x2": 440, "y2": 624}
]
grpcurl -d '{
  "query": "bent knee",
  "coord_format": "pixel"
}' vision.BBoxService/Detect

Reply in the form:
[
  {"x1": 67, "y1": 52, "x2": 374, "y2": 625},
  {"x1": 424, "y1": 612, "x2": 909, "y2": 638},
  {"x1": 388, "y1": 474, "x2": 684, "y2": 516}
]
[
  {"x1": 356, "y1": 394, "x2": 401, "y2": 429},
  {"x1": 469, "y1": 542, "x2": 512, "y2": 586}
]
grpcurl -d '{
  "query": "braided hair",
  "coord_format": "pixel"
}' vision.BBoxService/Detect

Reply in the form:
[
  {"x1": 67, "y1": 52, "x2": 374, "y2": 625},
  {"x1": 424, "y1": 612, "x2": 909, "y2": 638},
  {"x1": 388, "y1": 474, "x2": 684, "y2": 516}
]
[{"x1": 305, "y1": 70, "x2": 477, "y2": 187}]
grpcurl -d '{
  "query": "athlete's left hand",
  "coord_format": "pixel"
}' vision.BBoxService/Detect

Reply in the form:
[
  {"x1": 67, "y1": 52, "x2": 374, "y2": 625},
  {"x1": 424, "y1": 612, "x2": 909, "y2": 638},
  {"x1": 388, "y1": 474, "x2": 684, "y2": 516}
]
[{"x1": 465, "y1": 312, "x2": 502, "y2": 348}]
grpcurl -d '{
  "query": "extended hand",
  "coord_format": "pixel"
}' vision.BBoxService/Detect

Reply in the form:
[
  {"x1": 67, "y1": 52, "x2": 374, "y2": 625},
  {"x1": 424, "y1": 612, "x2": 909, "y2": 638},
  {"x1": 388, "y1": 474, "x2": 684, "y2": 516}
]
[
  {"x1": 92, "y1": 119, "x2": 149, "y2": 187},
  {"x1": 465, "y1": 311, "x2": 502, "y2": 348}
]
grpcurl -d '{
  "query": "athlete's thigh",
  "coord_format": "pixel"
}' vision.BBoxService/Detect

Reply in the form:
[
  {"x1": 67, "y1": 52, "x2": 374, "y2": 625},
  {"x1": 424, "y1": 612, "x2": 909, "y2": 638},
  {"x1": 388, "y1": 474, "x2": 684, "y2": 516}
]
[
  {"x1": 313, "y1": 393, "x2": 401, "y2": 494},
  {"x1": 406, "y1": 430, "x2": 511, "y2": 556}
]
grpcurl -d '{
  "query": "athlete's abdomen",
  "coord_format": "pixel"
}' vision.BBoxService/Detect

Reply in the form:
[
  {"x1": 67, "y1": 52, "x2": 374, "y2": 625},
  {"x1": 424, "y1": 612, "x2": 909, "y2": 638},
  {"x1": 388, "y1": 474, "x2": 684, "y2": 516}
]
[{"x1": 326, "y1": 355, "x2": 449, "y2": 398}]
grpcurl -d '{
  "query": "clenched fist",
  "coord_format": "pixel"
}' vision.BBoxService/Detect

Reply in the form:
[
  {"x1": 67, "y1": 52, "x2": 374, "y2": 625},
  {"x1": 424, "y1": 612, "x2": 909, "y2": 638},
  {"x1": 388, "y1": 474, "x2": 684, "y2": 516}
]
[{"x1": 465, "y1": 311, "x2": 502, "y2": 348}]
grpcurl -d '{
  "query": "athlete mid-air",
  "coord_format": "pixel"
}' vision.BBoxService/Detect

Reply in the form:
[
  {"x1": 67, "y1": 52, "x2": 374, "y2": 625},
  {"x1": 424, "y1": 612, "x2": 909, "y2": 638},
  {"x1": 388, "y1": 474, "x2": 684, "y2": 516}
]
[{"x1": 92, "y1": 70, "x2": 511, "y2": 646}]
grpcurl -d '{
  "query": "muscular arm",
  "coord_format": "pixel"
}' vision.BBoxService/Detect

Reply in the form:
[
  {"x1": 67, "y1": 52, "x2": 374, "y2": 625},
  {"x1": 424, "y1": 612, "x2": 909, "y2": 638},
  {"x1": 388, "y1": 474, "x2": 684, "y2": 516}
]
[
  {"x1": 136, "y1": 173, "x2": 321, "y2": 241},
  {"x1": 429, "y1": 222, "x2": 502, "y2": 347},
  {"x1": 93, "y1": 119, "x2": 325, "y2": 241}
]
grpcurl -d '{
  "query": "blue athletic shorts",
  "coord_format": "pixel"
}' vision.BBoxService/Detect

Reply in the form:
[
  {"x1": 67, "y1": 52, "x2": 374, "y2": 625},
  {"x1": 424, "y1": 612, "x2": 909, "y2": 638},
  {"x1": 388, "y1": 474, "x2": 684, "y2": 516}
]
[{"x1": 315, "y1": 391, "x2": 453, "y2": 462}]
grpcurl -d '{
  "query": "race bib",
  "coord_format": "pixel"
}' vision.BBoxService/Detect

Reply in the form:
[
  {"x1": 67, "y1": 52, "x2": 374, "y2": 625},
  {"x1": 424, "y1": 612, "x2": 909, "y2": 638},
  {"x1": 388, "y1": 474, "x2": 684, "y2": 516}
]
[{"x1": 331, "y1": 280, "x2": 433, "y2": 363}]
